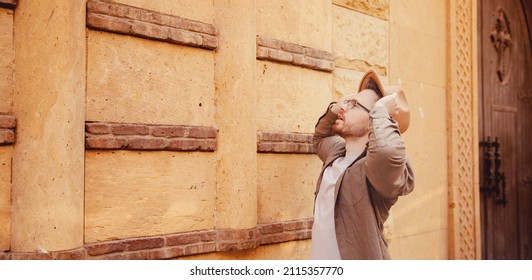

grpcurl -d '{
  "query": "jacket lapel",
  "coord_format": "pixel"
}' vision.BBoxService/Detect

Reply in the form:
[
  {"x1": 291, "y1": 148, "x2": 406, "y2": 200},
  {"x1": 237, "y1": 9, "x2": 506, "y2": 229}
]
[
  {"x1": 333, "y1": 149, "x2": 367, "y2": 203},
  {"x1": 314, "y1": 147, "x2": 345, "y2": 196}
]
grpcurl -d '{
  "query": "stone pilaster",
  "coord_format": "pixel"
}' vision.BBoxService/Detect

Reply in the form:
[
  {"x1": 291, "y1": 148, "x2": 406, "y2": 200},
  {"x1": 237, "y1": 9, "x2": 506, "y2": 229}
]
[
  {"x1": 213, "y1": 0, "x2": 258, "y2": 239},
  {"x1": 447, "y1": 0, "x2": 481, "y2": 260},
  {"x1": 11, "y1": 0, "x2": 86, "y2": 252}
]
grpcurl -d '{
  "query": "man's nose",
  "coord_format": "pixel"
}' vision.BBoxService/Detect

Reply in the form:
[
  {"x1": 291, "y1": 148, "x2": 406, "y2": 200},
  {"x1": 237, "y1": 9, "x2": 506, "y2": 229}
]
[{"x1": 339, "y1": 103, "x2": 348, "y2": 112}]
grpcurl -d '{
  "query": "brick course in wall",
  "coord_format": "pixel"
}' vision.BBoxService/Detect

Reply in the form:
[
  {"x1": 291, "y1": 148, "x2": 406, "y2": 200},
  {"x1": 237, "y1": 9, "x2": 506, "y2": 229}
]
[
  {"x1": 86, "y1": 0, "x2": 217, "y2": 50},
  {"x1": 0, "y1": 114, "x2": 16, "y2": 145},
  {"x1": 257, "y1": 131, "x2": 315, "y2": 154},
  {"x1": 85, "y1": 122, "x2": 217, "y2": 152},
  {"x1": 1, "y1": 219, "x2": 313, "y2": 260},
  {"x1": 257, "y1": 35, "x2": 334, "y2": 72},
  {"x1": 87, "y1": 124, "x2": 317, "y2": 154},
  {"x1": 0, "y1": 0, "x2": 16, "y2": 9}
]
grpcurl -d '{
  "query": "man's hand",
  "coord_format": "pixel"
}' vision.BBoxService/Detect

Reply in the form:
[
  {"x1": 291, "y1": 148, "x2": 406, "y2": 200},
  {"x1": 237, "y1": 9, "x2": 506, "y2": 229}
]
[{"x1": 374, "y1": 93, "x2": 399, "y2": 117}]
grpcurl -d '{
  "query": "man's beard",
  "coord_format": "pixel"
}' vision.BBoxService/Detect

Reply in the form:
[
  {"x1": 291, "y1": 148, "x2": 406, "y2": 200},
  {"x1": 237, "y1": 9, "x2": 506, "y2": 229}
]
[{"x1": 333, "y1": 121, "x2": 368, "y2": 138}]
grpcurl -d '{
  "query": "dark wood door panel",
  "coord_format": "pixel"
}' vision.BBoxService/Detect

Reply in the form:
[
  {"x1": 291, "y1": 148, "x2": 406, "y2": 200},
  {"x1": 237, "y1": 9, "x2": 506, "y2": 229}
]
[{"x1": 479, "y1": 0, "x2": 532, "y2": 260}]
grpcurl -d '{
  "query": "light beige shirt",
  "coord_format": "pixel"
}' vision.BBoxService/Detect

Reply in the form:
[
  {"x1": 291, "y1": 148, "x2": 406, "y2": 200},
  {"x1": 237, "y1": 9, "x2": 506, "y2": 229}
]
[{"x1": 310, "y1": 152, "x2": 361, "y2": 260}]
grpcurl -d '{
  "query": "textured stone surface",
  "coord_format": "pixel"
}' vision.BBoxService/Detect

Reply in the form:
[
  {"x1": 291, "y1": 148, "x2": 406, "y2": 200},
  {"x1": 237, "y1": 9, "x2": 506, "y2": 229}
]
[
  {"x1": 390, "y1": 0, "x2": 446, "y2": 40},
  {"x1": 333, "y1": 0, "x2": 389, "y2": 20},
  {"x1": 180, "y1": 239, "x2": 311, "y2": 260},
  {"x1": 0, "y1": 10, "x2": 14, "y2": 251},
  {"x1": 389, "y1": 24, "x2": 446, "y2": 87},
  {"x1": 257, "y1": 0, "x2": 332, "y2": 51},
  {"x1": 257, "y1": 36, "x2": 334, "y2": 72},
  {"x1": 85, "y1": 151, "x2": 216, "y2": 242},
  {"x1": 333, "y1": 68, "x2": 390, "y2": 99},
  {"x1": 389, "y1": 229, "x2": 448, "y2": 260},
  {"x1": 113, "y1": 0, "x2": 213, "y2": 24},
  {"x1": 86, "y1": 0, "x2": 217, "y2": 50},
  {"x1": 333, "y1": 5, "x2": 388, "y2": 73},
  {"x1": 257, "y1": 154, "x2": 320, "y2": 223},
  {"x1": 256, "y1": 61, "x2": 332, "y2": 133},
  {"x1": 0, "y1": 147, "x2": 10, "y2": 250},
  {"x1": 333, "y1": 69, "x2": 365, "y2": 99},
  {"x1": 11, "y1": 0, "x2": 85, "y2": 252},
  {"x1": 213, "y1": 0, "x2": 258, "y2": 231},
  {"x1": 0, "y1": 9, "x2": 13, "y2": 113},
  {"x1": 87, "y1": 31, "x2": 215, "y2": 126}
]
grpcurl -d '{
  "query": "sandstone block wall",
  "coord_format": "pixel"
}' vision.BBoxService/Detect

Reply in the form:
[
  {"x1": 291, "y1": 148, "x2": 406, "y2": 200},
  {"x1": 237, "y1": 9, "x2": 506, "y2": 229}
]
[
  {"x1": 0, "y1": 7, "x2": 13, "y2": 113},
  {"x1": 0, "y1": 0, "x2": 458, "y2": 260},
  {"x1": 0, "y1": 3, "x2": 14, "y2": 252},
  {"x1": 84, "y1": 0, "x2": 333, "y2": 259},
  {"x1": 10, "y1": 0, "x2": 86, "y2": 252},
  {"x1": 84, "y1": 0, "x2": 219, "y2": 247}
]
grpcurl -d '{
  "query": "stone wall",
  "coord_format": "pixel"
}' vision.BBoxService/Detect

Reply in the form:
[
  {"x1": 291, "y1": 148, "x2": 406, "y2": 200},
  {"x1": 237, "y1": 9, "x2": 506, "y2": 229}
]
[
  {"x1": 10, "y1": 0, "x2": 86, "y2": 252},
  {"x1": 84, "y1": 0, "x2": 219, "y2": 248},
  {"x1": 83, "y1": 0, "x2": 321, "y2": 259},
  {"x1": 0, "y1": 1, "x2": 15, "y2": 252},
  {"x1": 0, "y1": 0, "x2": 478, "y2": 260}
]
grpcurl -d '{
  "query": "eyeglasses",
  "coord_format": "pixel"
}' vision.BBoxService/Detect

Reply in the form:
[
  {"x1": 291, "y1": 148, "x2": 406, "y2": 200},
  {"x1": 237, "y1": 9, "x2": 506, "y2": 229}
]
[{"x1": 343, "y1": 99, "x2": 370, "y2": 113}]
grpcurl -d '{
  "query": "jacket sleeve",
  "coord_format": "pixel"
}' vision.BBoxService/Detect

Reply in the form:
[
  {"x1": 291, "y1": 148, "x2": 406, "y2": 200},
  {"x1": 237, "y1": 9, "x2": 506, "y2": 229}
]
[
  {"x1": 365, "y1": 106, "x2": 415, "y2": 199},
  {"x1": 313, "y1": 103, "x2": 345, "y2": 163}
]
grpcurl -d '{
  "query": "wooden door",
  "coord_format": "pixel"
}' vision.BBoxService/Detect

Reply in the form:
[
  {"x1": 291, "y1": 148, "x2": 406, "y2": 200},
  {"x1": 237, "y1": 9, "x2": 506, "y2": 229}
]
[{"x1": 478, "y1": 0, "x2": 532, "y2": 259}]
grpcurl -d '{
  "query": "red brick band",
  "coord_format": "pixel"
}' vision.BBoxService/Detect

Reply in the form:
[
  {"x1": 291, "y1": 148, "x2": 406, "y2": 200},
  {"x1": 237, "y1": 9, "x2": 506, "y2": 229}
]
[
  {"x1": 0, "y1": 114, "x2": 16, "y2": 145},
  {"x1": 85, "y1": 122, "x2": 217, "y2": 152},
  {"x1": 257, "y1": 35, "x2": 334, "y2": 72},
  {"x1": 1, "y1": 219, "x2": 313, "y2": 260},
  {"x1": 0, "y1": 0, "x2": 16, "y2": 9},
  {"x1": 86, "y1": 0, "x2": 217, "y2": 50},
  {"x1": 257, "y1": 131, "x2": 315, "y2": 154}
]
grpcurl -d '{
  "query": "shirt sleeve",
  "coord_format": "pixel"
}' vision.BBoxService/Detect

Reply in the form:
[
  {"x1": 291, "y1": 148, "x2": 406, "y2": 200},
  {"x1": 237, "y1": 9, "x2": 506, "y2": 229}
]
[
  {"x1": 313, "y1": 103, "x2": 345, "y2": 163},
  {"x1": 365, "y1": 106, "x2": 415, "y2": 199}
]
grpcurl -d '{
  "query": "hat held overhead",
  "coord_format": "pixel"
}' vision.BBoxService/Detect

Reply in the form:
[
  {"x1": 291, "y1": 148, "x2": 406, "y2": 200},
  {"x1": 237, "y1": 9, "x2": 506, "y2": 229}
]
[{"x1": 358, "y1": 70, "x2": 410, "y2": 133}]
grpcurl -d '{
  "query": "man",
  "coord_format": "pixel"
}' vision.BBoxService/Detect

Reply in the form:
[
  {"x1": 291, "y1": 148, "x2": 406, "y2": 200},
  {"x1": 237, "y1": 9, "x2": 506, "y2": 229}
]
[{"x1": 310, "y1": 70, "x2": 414, "y2": 260}]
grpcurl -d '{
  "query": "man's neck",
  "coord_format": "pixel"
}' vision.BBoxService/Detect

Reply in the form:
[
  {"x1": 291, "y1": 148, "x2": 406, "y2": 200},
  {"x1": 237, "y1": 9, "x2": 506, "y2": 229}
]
[{"x1": 344, "y1": 134, "x2": 368, "y2": 154}]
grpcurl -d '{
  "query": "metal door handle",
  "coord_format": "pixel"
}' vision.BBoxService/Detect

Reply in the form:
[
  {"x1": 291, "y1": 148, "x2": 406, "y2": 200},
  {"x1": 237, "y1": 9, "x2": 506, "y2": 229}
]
[{"x1": 480, "y1": 136, "x2": 507, "y2": 207}]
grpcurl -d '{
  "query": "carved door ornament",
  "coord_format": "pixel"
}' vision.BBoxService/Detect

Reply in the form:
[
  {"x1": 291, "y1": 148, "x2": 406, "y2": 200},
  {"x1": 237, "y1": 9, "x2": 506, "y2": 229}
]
[{"x1": 490, "y1": 7, "x2": 513, "y2": 85}]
